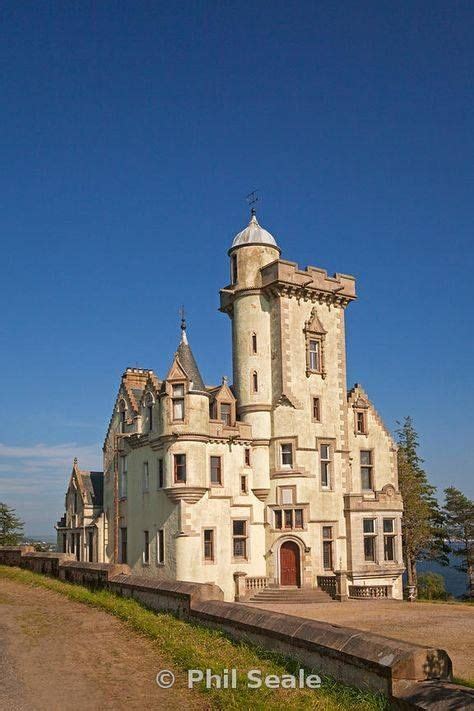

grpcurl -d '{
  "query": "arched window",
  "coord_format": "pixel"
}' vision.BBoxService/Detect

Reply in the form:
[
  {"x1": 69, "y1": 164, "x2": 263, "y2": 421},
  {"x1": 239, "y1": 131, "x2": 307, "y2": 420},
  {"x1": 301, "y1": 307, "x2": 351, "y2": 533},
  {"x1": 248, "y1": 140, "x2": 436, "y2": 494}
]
[
  {"x1": 145, "y1": 392, "x2": 154, "y2": 432},
  {"x1": 251, "y1": 332, "x2": 257, "y2": 354},
  {"x1": 252, "y1": 371, "x2": 258, "y2": 393},
  {"x1": 118, "y1": 399, "x2": 127, "y2": 433}
]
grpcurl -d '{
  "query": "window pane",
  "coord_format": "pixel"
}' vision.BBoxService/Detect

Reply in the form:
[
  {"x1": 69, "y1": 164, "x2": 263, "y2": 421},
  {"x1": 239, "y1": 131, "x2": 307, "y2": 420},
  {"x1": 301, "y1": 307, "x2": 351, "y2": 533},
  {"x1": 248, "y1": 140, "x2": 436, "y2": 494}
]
[
  {"x1": 175, "y1": 454, "x2": 186, "y2": 482},
  {"x1": 313, "y1": 397, "x2": 320, "y2": 420},
  {"x1": 383, "y1": 519, "x2": 394, "y2": 533},
  {"x1": 173, "y1": 384, "x2": 184, "y2": 397},
  {"x1": 361, "y1": 467, "x2": 372, "y2": 490},
  {"x1": 294, "y1": 509, "x2": 303, "y2": 529},
  {"x1": 281, "y1": 443, "x2": 293, "y2": 466},
  {"x1": 363, "y1": 519, "x2": 375, "y2": 534},
  {"x1": 321, "y1": 461, "x2": 330, "y2": 487},
  {"x1": 233, "y1": 520, "x2": 245, "y2": 536},
  {"x1": 384, "y1": 536, "x2": 395, "y2": 561},
  {"x1": 173, "y1": 399, "x2": 184, "y2": 420},
  {"x1": 322, "y1": 526, "x2": 332, "y2": 540},
  {"x1": 210, "y1": 456, "x2": 221, "y2": 484},
  {"x1": 364, "y1": 536, "x2": 375, "y2": 561},
  {"x1": 233, "y1": 539, "x2": 246, "y2": 558},
  {"x1": 309, "y1": 340, "x2": 320, "y2": 370},
  {"x1": 240, "y1": 475, "x2": 247, "y2": 493},
  {"x1": 284, "y1": 510, "x2": 293, "y2": 528},
  {"x1": 221, "y1": 403, "x2": 231, "y2": 425},
  {"x1": 320, "y1": 444, "x2": 329, "y2": 460},
  {"x1": 204, "y1": 529, "x2": 214, "y2": 560},
  {"x1": 360, "y1": 450, "x2": 371, "y2": 465},
  {"x1": 323, "y1": 540, "x2": 333, "y2": 569},
  {"x1": 274, "y1": 510, "x2": 282, "y2": 529}
]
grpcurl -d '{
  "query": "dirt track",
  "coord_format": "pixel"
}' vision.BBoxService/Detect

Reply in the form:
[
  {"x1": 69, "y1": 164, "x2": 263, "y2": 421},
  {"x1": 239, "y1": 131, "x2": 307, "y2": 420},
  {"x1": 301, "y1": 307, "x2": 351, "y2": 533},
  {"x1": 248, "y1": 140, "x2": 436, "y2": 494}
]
[{"x1": 0, "y1": 578, "x2": 207, "y2": 711}]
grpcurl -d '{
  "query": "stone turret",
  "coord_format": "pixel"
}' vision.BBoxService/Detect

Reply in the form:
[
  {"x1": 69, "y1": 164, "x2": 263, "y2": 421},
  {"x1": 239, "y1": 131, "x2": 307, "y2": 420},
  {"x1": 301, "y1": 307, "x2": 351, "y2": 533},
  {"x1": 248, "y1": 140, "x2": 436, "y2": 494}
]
[{"x1": 220, "y1": 211, "x2": 281, "y2": 499}]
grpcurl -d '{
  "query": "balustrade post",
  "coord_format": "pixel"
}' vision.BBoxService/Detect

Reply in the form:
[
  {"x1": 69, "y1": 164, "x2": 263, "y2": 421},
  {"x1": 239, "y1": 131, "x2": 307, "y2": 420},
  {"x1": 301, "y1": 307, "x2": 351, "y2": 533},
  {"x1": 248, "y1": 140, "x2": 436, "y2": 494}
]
[
  {"x1": 233, "y1": 571, "x2": 247, "y2": 601},
  {"x1": 335, "y1": 570, "x2": 348, "y2": 602}
]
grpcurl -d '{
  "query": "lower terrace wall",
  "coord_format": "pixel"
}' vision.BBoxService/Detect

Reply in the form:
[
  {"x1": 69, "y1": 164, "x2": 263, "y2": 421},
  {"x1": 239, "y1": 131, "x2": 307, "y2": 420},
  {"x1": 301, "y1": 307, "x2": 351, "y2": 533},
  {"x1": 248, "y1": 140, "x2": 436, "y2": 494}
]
[{"x1": 1, "y1": 546, "x2": 471, "y2": 709}]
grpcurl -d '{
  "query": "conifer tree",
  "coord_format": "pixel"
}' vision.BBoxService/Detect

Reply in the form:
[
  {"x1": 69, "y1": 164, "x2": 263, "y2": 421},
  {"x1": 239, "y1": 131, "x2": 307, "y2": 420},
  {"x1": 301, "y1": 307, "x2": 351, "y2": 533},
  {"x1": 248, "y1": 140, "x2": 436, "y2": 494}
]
[
  {"x1": 443, "y1": 487, "x2": 474, "y2": 598},
  {"x1": 0, "y1": 502, "x2": 24, "y2": 546},
  {"x1": 396, "y1": 417, "x2": 447, "y2": 592}
]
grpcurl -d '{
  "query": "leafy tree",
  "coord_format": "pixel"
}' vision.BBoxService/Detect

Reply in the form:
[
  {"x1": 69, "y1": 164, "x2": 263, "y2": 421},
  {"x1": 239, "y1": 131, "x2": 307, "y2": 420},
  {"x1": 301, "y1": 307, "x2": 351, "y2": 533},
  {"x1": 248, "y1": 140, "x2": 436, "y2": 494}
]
[
  {"x1": 396, "y1": 417, "x2": 448, "y2": 592},
  {"x1": 443, "y1": 487, "x2": 474, "y2": 598},
  {"x1": 417, "y1": 572, "x2": 448, "y2": 600},
  {"x1": 0, "y1": 502, "x2": 24, "y2": 546}
]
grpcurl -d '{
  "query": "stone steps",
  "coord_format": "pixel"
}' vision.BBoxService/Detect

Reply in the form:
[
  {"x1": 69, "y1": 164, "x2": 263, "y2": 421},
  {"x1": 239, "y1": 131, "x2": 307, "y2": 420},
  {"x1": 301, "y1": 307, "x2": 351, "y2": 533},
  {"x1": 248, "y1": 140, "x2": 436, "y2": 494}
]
[{"x1": 247, "y1": 586, "x2": 333, "y2": 604}]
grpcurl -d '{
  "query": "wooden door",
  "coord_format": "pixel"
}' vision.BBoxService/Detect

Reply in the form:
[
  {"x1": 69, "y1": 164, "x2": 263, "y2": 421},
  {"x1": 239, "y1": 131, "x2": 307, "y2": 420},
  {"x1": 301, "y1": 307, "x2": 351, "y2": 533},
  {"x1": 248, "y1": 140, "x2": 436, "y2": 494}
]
[{"x1": 280, "y1": 541, "x2": 300, "y2": 586}]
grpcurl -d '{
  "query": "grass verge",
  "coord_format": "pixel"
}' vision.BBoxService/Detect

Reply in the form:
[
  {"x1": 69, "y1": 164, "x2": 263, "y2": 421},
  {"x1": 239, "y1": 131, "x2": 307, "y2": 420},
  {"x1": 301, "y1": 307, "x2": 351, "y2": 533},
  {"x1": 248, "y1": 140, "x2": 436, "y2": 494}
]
[{"x1": 0, "y1": 565, "x2": 388, "y2": 710}]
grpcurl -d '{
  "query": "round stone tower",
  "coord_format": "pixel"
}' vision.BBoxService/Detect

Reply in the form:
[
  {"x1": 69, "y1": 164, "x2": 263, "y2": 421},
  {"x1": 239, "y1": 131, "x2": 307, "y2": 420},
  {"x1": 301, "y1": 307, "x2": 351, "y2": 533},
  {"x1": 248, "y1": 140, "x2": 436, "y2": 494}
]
[{"x1": 221, "y1": 211, "x2": 281, "y2": 497}]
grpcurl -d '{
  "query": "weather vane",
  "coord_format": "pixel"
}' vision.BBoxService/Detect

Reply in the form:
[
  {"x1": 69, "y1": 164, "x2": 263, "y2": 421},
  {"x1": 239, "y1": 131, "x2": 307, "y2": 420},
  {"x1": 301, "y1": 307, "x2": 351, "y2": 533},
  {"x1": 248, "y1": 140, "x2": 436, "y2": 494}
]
[{"x1": 246, "y1": 190, "x2": 259, "y2": 216}]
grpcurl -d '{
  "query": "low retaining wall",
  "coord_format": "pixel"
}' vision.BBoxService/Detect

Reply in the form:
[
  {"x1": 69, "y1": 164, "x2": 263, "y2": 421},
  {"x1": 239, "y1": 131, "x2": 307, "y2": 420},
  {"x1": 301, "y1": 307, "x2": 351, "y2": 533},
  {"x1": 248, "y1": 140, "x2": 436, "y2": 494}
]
[
  {"x1": 190, "y1": 600, "x2": 451, "y2": 698},
  {"x1": 0, "y1": 545, "x2": 35, "y2": 566},
  {"x1": 1, "y1": 546, "x2": 471, "y2": 709},
  {"x1": 59, "y1": 560, "x2": 131, "y2": 587},
  {"x1": 109, "y1": 573, "x2": 224, "y2": 616}
]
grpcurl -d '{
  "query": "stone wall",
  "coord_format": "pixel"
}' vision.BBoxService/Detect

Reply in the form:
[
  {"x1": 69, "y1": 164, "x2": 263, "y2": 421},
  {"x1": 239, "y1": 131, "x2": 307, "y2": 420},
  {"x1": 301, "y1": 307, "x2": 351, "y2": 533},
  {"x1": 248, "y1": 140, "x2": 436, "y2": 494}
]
[{"x1": 1, "y1": 546, "x2": 472, "y2": 709}]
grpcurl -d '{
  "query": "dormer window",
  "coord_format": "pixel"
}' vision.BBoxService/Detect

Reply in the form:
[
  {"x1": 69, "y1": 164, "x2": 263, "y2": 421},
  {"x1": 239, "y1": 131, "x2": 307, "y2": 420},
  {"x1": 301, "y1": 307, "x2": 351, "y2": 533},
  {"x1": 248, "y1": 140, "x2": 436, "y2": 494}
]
[
  {"x1": 355, "y1": 410, "x2": 367, "y2": 434},
  {"x1": 309, "y1": 340, "x2": 321, "y2": 372},
  {"x1": 220, "y1": 403, "x2": 231, "y2": 426},
  {"x1": 304, "y1": 307, "x2": 326, "y2": 378},
  {"x1": 144, "y1": 392, "x2": 154, "y2": 432},
  {"x1": 172, "y1": 384, "x2": 185, "y2": 421},
  {"x1": 231, "y1": 254, "x2": 238, "y2": 284}
]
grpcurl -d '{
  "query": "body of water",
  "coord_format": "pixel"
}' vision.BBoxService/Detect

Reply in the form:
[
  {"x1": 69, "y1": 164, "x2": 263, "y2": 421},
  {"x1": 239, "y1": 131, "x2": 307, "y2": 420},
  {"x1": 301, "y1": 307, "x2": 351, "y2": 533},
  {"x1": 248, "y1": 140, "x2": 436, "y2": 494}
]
[{"x1": 412, "y1": 554, "x2": 469, "y2": 598}]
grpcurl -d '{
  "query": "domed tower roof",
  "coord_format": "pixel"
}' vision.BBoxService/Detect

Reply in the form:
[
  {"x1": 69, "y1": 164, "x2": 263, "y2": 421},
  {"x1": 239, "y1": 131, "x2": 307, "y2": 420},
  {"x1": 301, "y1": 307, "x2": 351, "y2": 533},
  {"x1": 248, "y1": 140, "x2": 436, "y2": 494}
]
[{"x1": 231, "y1": 211, "x2": 279, "y2": 250}]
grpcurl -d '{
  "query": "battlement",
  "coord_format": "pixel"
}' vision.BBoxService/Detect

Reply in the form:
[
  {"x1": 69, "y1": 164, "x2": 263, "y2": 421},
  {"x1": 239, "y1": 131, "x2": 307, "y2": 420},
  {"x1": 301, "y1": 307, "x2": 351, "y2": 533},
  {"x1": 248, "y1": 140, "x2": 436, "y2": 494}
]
[{"x1": 260, "y1": 259, "x2": 357, "y2": 301}]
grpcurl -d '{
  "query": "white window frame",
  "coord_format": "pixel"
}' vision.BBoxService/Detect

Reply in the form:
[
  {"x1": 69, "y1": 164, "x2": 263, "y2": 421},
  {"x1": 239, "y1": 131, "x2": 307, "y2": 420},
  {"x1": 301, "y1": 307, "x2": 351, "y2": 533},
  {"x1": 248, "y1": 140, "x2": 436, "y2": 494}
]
[{"x1": 320, "y1": 443, "x2": 331, "y2": 489}]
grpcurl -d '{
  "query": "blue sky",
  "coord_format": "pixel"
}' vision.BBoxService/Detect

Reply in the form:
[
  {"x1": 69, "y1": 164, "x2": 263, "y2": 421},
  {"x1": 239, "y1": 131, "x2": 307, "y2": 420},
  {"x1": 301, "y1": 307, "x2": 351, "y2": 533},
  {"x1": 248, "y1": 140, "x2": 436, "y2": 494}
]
[{"x1": 0, "y1": 2, "x2": 472, "y2": 534}]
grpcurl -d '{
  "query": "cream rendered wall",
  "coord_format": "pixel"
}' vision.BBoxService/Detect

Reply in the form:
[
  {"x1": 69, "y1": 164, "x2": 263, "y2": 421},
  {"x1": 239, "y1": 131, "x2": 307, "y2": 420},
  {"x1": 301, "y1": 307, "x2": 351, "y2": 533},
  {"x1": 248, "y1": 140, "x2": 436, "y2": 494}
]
[{"x1": 122, "y1": 437, "x2": 266, "y2": 600}]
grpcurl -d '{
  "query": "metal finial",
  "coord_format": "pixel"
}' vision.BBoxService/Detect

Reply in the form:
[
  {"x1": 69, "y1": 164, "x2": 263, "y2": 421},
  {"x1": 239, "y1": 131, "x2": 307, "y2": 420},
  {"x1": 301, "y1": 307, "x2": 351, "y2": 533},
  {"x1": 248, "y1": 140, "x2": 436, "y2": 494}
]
[
  {"x1": 179, "y1": 305, "x2": 188, "y2": 343},
  {"x1": 73, "y1": 457, "x2": 78, "y2": 466},
  {"x1": 246, "y1": 189, "x2": 259, "y2": 217}
]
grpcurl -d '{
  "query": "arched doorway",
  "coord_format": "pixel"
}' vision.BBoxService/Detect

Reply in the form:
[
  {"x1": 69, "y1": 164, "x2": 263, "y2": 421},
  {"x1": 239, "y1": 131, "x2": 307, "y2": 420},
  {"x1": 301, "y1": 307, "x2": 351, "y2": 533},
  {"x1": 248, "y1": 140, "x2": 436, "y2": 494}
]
[{"x1": 279, "y1": 540, "x2": 301, "y2": 587}]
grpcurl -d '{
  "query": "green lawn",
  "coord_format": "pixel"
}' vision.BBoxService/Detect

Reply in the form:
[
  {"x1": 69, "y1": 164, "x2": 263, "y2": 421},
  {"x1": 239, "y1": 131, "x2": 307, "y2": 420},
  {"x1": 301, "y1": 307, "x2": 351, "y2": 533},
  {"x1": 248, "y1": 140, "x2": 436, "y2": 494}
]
[{"x1": 0, "y1": 565, "x2": 388, "y2": 710}]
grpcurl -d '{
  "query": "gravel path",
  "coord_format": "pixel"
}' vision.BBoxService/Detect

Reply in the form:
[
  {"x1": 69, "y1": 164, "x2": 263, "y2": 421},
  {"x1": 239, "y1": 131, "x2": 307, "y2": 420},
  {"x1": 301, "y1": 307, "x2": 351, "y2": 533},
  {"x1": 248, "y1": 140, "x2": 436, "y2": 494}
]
[{"x1": 0, "y1": 578, "x2": 207, "y2": 711}]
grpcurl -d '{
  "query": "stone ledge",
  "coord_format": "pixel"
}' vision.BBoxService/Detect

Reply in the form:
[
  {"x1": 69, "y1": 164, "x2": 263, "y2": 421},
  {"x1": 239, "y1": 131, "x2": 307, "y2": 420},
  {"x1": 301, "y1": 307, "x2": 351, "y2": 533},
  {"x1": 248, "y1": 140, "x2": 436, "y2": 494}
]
[
  {"x1": 109, "y1": 573, "x2": 223, "y2": 605},
  {"x1": 190, "y1": 600, "x2": 452, "y2": 698}
]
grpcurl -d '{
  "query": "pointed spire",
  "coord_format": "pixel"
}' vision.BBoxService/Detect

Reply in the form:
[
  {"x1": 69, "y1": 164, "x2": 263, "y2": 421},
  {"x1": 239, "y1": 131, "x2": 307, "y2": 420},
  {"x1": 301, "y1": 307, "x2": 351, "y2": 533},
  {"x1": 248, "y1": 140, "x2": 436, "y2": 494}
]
[{"x1": 173, "y1": 311, "x2": 206, "y2": 391}]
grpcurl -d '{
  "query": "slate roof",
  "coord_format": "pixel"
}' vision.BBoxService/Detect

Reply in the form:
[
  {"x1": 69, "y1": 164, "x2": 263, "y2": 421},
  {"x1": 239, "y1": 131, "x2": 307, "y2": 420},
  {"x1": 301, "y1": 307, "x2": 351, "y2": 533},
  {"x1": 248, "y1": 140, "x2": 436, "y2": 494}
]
[
  {"x1": 76, "y1": 469, "x2": 104, "y2": 508},
  {"x1": 176, "y1": 340, "x2": 206, "y2": 392}
]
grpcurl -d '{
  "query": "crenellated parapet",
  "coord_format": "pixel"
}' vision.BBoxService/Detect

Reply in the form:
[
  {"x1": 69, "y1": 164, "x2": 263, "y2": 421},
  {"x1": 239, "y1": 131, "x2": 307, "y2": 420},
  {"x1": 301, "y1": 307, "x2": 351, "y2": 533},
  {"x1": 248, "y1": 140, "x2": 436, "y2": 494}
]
[{"x1": 260, "y1": 260, "x2": 356, "y2": 306}]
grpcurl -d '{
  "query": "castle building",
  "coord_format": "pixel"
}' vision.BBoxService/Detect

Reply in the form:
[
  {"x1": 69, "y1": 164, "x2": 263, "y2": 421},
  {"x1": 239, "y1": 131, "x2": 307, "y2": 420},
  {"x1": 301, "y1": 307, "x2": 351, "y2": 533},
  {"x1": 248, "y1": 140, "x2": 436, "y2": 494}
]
[{"x1": 56, "y1": 212, "x2": 404, "y2": 602}]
